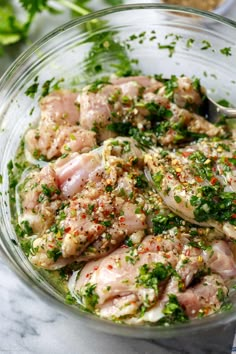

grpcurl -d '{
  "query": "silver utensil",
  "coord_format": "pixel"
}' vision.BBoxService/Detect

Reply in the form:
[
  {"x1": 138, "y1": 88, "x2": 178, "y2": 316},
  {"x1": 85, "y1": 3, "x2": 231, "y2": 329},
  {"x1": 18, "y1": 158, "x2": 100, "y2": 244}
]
[{"x1": 202, "y1": 95, "x2": 236, "y2": 123}]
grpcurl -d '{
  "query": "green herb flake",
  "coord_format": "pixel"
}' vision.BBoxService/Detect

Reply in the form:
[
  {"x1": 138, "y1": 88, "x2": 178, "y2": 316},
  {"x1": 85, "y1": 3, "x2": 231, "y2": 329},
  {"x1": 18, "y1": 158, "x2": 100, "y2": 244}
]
[
  {"x1": 186, "y1": 38, "x2": 194, "y2": 48},
  {"x1": 174, "y1": 195, "x2": 182, "y2": 203},
  {"x1": 159, "y1": 294, "x2": 188, "y2": 324},
  {"x1": 158, "y1": 43, "x2": 176, "y2": 57},
  {"x1": 65, "y1": 292, "x2": 77, "y2": 305},
  {"x1": 152, "y1": 172, "x2": 163, "y2": 190},
  {"x1": 79, "y1": 283, "x2": 99, "y2": 311},
  {"x1": 220, "y1": 47, "x2": 232, "y2": 56},
  {"x1": 47, "y1": 248, "x2": 62, "y2": 262},
  {"x1": 201, "y1": 40, "x2": 211, "y2": 50},
  {"x1": 25, "y1": 81, "x2": 39, "y2": 98},
  {"x1": 135, "y1": 174, "x2": 148, "y2": 189},
  {"x1": 136, "y1": 262, "x2": 174, "y2": 294}
]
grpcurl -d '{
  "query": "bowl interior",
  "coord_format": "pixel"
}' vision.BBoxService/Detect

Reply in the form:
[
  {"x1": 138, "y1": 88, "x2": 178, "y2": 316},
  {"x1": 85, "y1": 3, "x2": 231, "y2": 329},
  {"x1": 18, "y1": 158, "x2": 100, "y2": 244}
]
[{"x1": 0, "y1": 4, "x2": 236, "y2": 338}]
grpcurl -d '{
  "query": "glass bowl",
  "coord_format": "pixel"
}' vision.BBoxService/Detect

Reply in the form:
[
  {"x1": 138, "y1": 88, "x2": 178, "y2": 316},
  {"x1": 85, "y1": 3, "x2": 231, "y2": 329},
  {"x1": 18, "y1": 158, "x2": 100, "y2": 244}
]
[{"x1": 0, "y1": 3, "x2": 236, "y2": 339}]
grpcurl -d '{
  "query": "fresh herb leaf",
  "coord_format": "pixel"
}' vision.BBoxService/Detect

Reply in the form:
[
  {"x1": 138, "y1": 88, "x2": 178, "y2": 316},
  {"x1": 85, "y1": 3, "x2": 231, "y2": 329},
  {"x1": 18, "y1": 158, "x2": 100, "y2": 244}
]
[
  {"x1": 220, "y1": 47, "x2": 232, "y2": 56},
  {"x1": 152, "y1": 213, "x2": 184, "y2": 235},
  {"x1": 136, "y1": 262, "x2": 174, "y2": 294},
  {"x1": 79, "y1": 283, "x2": 99, "y2": 311},
  {"x1": 158, "y1": 294, "x2": 188, "y2": 324}
]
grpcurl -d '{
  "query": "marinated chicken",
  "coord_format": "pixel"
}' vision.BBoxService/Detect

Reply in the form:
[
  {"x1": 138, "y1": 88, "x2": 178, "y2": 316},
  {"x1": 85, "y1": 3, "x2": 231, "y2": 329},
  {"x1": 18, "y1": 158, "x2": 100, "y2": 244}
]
[
  {"x1": 14, "y1": 73, "x2": 236, "y2": 326},
  {"x1": 145, "y1": 139, "x2": 236, "y2": 239}
]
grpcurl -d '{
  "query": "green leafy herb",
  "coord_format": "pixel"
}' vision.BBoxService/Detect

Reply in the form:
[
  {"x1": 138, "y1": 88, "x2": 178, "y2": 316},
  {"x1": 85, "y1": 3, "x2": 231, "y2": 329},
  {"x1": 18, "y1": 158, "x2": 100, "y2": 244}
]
[
  {"x1": 186, "y1": 38, "x2": 194, "y2": 48},
  {"x1": 47, "y1": 248, "x2": 62, "y2": 262},
  {"x1": 79, "y1": 283, "x2": 99, "y2": 311},
  {"x1": 135, "y1": 174, "x2": 148, "y2": 189},
  {"x1": 158, "y1": 43, "x2": 176, "y2": 57},
  {"x1": 41, "y1": 78, "x2": 55, "y2": 97},
  {"x1": 136, "y1": 262, "x2": 174, "y2": 294},
  {"x1": 100, "y1": 220, "x2": 112, "y2": 227},
  {"x1": 25, "y1": 76, "x2": 39, "y2": 98},
  {"x1": 174, "y1": 195, "x2": 182, "y2": 203},
  {"x1": 88, "y1": 78, "x2": 111, "y2": 93},
  {"x1": 152, "y1": 172, "x2": 163, "y2": 190},
  {"x1": 220, "y1": 47, "x2": 232, "y2": 56},
  {"x1": 152, "y1": 213, "x2": 184, "y2": 235},
  {"x1": 164, "y1": 75, "x2": 178, "y2": 99},
  {"x1": 190, "y1": 185, "x2": 236, "y2": 224},
  {"x1": 65, "y1": 292, "x2": 77, "y2": 305},
  {"x1": 0, "y1": 0, "x2": 124, "y2": 57},
  {"x1": 145, "y1": 102, "x2": 173, "y2": 121},
  {"x1": 201, "y1": 40, "x2": 211, "y2": 50},
  {"x1": 158, "y1": 294, "x2": 188, "y2": 324}
]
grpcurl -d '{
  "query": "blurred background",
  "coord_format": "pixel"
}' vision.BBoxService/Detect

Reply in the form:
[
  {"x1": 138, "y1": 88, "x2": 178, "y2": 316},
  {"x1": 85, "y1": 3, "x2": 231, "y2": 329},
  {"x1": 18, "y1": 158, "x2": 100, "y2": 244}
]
[{"x1": 1, "y1": 0, "x2": 236, "y2": 77}]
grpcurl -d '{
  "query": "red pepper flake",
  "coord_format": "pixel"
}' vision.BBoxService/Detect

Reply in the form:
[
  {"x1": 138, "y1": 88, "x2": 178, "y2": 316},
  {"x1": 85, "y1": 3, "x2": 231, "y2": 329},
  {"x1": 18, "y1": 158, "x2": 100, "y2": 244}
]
[
  {"x1": 210, "y1": 177, "x2": 218, "y2": 185},
  {"x1": 107, "y1": 265, "x2": 113, "y2": 270},
  {"x1": 138, "y1": 247, "x2": 150, "y2": 254},
  {"x1": 64, "y1": 227, "x2": 71, "y2": 233},
  {"x1": 156, "y1": 245, "x2": 160, "y2": 251},
  {"x1": 85, "y1": 273, "x2": 90, "y2": 278},
  {"x1": 182, "y1": 151, "x2": 192, "y2": 158},
  {"x1": 94, "y1": 266, "x2": 98, "y2": 271},
  {"x1": 120, "y1": 244, "x2": 128, "y2": 248},
  {"x1": 119, "y1": 216, "x2": 125, "y2": 223},
  {"x1": 195, "y1": 176, "x2": 203, "y2": 183},
  {"x1": 81, "y1": 214, "x2": 86, "y2": 219},
  {"x1": 48, "y1": 244, "x2": 54, "y2": 248}
]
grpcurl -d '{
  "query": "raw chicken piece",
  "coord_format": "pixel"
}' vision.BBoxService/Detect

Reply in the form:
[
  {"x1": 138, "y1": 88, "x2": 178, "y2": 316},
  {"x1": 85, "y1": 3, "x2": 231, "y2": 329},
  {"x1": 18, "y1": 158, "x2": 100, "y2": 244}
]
[
  {"x1": 111, "y1": 76, "x2": 163, "y2": 97},
  {"x1": 55, "y1": 150, "x2": 103, "y2": 198},
  {"x1": 25, "y1": 90, "x2": 96, "y2": 160},
  {"x1": 40, "y1": 90, "x2": 80, "y2": 126},
  {"x1": 19, "y1": 165, "x2": 61, "y2": 234},
  {"x1": 158, "y1": 76, "x2": 203, "y2": 110},
  {"x1": 29, "y1": 138, "x2": 148, "y2": 269},
  {"x1": 55, "y1": 136, "x2": 144, "y2": 198},
  {"x1": 145, "y1": 139, "x2": 236, "y2": 239},
  {"x1": 78, "y1": 76, "x2": 163, "y2": 142},
  {"x1": 29, "y1": 188, "x2": 147, "y2": 269},
  {"x1": 74, "y1": 234, "x2": 185, "y2": 319},
  {"x1": 177, "y1": 274, "x2": 228, "y2": 318},
  {"x1": 203, "y1": 240, "x2": 236, "y2": 279}
]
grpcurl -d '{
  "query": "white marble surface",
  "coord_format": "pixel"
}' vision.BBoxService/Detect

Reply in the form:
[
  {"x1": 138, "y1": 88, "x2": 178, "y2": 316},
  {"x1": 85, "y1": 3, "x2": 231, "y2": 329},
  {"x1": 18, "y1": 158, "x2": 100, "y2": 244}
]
[
  {"x1": 0, "y1": 256, "x2": 236, "y2": 354},
  {"x1": 1, "y1": 2, "x2": 236, "y2": 354}
]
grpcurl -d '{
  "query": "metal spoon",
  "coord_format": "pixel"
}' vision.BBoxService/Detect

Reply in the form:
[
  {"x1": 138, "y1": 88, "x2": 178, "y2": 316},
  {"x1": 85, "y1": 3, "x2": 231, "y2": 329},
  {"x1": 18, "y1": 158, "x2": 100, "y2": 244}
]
[{"x1": 201, "y1": 95, "x2": 236, "y2": 123}]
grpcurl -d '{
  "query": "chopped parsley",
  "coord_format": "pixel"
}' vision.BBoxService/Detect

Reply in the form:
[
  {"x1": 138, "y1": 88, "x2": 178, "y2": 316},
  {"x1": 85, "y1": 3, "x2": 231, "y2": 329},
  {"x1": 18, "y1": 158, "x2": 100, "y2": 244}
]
[
  {"x1": 158, "y1": 294, "x2": 188, "y2": 324},
  {"x1": 190, "y1": 185, "x2": 236, "y2": 224},
  {"x1": 152, "y1": 213, "x2": 184, "y2": 235},
  {"x1": 79, "y1": 283, "x2": 99, "y2": 311},
  {"x1": 136, "y1": 262, "x2": 174, "y2": 294},
  {"x1": 135, "y1": 174, "x2": 148, "y2": 189},
  {"x1": 220, "y1": 47, "x2": 232, "y2": 56}
]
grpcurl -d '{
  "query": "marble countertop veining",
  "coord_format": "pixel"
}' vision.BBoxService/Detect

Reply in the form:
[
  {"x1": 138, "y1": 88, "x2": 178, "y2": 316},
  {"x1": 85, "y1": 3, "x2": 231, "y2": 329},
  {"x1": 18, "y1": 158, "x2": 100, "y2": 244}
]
[
  {"x1": 1, "y1": 2, "x2": 236, "y2": 354},
  {"x1": 0, "y1": 256, "x2": 236, "y2": 354}
]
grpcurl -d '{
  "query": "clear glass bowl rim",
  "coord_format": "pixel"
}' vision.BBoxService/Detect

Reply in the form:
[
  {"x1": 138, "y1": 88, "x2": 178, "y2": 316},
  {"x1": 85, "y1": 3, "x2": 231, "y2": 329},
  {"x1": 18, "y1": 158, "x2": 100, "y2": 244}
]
[{"x1": 1, "y1": 3, "x2": 236, "y2": 339}]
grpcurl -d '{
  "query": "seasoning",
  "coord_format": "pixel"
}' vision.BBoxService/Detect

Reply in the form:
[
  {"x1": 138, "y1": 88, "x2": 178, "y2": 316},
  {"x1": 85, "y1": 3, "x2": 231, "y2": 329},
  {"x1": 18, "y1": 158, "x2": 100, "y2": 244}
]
[{"x1": 162, "y1": 0, "x2": 223, "y2": 11}]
